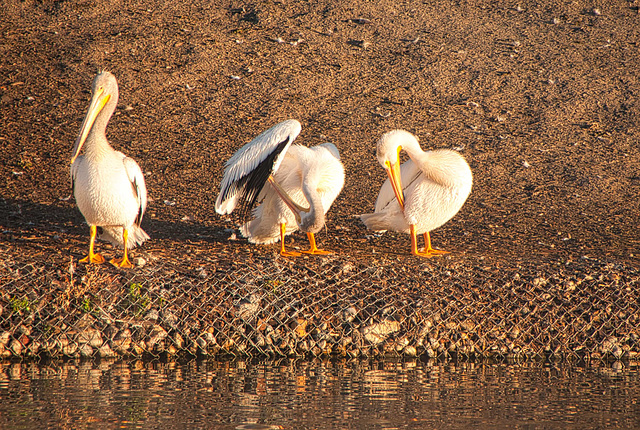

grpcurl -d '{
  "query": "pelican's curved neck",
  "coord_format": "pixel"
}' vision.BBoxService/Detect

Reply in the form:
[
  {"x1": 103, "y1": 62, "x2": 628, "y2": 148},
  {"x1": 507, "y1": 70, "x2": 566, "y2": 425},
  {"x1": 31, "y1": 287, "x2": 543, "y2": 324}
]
[
  {"x1": 299, "y1": 183, "x2": 325, "y2": 233},
  {"x1": 400, "y1": 137, "x2": 426, "y2": 162},
  {"x1": 85, "y1": 105, "x2": 115, "y2": 158}
]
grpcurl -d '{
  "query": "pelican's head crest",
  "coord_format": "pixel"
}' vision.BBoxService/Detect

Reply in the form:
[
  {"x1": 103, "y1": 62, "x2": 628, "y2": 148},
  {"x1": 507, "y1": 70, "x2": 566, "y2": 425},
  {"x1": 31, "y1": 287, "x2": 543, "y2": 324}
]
[{"x1": 376, "y1": 129, "x2": 418, "y2": 168}]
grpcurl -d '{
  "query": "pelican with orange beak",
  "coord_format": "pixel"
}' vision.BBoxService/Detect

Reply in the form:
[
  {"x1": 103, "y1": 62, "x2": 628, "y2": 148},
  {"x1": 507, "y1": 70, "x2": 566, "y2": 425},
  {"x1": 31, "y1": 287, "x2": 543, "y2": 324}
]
[
  {"x1": 360, "y1": 129, "x2": 472, "y2": 257},
  {"x1": 216, "y1": 119, "x2": 345, "y2": 256},
  {"x1": 70, "y1": 71, "x2": 149, "y2": 268}
]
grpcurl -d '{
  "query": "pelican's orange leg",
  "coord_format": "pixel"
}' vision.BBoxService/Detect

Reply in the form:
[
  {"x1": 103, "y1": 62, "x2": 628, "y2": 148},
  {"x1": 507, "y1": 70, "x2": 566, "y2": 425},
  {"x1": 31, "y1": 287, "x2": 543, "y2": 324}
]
[
  {"x1": 411, "y1": 225, "x2": 449, "y2": 258},
  {"x1": 79, "y1": 225, "x2": 106, "y2": 264},
  {"x1": 301, "y1": 232, "x2": 333, "y2": 255},
  {"x1": 421, "y1": 232, "x2": 449, "y2": 256},
  {"x1": 111, "y1": 228, "x2": 134, "y2": 268},
  {"x1": 279, "y1": 223, "x2": 301, "y2": 257}
]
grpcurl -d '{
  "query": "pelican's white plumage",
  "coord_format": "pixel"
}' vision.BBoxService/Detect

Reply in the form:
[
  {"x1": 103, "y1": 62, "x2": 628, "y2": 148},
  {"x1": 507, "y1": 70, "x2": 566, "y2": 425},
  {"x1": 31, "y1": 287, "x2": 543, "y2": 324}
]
[
  {"x1": 71, "y1": 71, "x2": 149, "y2": 268},
  {"x1": 216, "y1": 120, "x2": 345, "y2": 256},
  {"x1": 360, "y1": 129, "x2": 472, "y2": 257},
  {"x1": 241, "y1": 143, "x2": 344, "y2": 246}
]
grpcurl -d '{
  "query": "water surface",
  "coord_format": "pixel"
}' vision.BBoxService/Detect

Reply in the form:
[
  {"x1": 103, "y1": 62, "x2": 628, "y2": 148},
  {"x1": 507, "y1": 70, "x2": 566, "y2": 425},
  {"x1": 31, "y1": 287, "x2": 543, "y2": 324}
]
[{"x1": 0, "y1": 358, "x2": 638, "y2": 429}]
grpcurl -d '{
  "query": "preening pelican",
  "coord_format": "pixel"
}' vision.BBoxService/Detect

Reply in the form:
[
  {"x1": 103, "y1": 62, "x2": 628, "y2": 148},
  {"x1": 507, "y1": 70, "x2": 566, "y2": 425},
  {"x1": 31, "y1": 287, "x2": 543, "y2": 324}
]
[
  {"x1": 216, "y1": 120, "x2": 345, "y2": 256},
  {"x1": 70, "y1": 71, "x2": 149, "y2": 268},
  {"x1": 360, "y1": 129, "x2": 472, "y2": 257}
]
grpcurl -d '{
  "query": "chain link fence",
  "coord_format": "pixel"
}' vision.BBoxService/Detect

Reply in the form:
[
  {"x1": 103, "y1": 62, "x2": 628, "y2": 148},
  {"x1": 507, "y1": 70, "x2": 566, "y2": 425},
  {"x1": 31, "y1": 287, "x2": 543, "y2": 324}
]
[{"x1": 1, "y1": 247, "x2": 639, "y2": 362}]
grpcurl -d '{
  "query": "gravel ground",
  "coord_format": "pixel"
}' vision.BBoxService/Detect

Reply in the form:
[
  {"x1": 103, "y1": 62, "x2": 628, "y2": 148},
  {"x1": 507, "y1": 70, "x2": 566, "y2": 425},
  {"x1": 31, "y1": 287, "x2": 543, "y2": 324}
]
[{"x1": 1, "y1": 0, "x2": 639, "y2": 360}]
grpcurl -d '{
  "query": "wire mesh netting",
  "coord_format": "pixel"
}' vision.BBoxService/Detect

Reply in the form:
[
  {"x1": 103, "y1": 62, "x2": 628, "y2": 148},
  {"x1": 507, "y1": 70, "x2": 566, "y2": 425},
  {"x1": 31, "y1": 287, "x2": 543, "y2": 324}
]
[{"x1": 1, "y1": 246, "x2": 639, "y2": 362}]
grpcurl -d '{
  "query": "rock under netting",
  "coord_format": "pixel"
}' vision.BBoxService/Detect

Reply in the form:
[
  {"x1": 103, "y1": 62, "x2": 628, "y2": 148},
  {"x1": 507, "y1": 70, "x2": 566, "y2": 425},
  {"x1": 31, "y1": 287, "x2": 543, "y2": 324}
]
[{"x1": 1, "y1": 249, "x2": 639, "y2": 362}]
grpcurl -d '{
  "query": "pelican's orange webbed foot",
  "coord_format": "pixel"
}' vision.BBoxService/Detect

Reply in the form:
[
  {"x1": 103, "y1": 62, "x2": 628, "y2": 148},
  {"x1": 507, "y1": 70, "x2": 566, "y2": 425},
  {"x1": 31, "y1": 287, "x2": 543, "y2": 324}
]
[
  {"x1": 110, "y1": 228, "x2": 134, "y2": 268},
  {"x1": 302, "y1": 249, "x2": 333, "y2": 255},
  {"x1": 280, "y1": 249, "x2": 302, "y2": 257},
  {"x1": 417, "y1": 247, "x2": 449, "y2": 256},
  {"x1": 80, "y1": 225, "x2": 106, "y2": 264},
  {"x1": 110, "y1": 256, "x2": 134, "y2": 269},
  {"x1": 420, "y1": 232, "x2": 449, "y2": 256},
  {"x1": 79, "y1": 253, "x2": 106, "y2": 264},
  {"x1": 301, "y1": 233, "x2": 334, "y2": 255},
  {"x1": 412, "y1": 249, "x2": 449, "y2": 258},
  {"x1": 279, "y1": 223, "x2": 301, "y2": 257},
  {"x1": 410, "y1": 227, "x2": 449, "y2": 258}
]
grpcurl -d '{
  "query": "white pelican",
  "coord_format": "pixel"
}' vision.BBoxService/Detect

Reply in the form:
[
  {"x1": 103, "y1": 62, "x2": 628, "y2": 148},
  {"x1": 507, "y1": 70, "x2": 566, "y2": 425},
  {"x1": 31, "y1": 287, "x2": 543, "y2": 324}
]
[
  {"x1": 70, "y1": 71, "x2": 149, "y2": 268},
  {"x1": 216, "y1": 120, "x2": 345, "y2": 256},
  {"x1": 360, "y1": 129, "x2": 472, "y2": 257}
]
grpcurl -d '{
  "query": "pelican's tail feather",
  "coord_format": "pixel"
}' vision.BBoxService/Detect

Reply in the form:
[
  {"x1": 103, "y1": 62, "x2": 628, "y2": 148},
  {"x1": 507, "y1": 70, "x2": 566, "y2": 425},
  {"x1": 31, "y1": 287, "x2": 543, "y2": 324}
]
[
  {"x1": 240, "y1": 219, "x2": 281, "y2": 245},
  {"x1": 359, "y1": 213, "x2": 386, "y2": 232},
  {"x1": 360, "y1": 212, "x2": 407, "y2": 233},
  {"x1": 99, "y1": 225, "x2": 150, "y2": 249}
]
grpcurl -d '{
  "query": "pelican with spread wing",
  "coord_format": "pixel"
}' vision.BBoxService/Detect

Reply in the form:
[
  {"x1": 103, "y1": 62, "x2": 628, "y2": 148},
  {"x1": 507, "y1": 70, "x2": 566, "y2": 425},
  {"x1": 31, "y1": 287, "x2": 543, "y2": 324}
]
[
  {"x1": 360, "y1": 129, "x2": 472, "y2": 257},
  {"x1": 216, "y1": 120, "x2": 345, "y2": 256},
  {"x1": 70, "y1": 71, "x2": 149, "y2": 268}
]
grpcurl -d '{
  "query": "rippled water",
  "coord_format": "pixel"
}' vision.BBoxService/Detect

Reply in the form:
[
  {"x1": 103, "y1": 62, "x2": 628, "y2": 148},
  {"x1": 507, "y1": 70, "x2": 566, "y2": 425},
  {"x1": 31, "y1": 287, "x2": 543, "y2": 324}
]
[{"x1": 0, "y1": 358, "x2": 638, "y2": 429}]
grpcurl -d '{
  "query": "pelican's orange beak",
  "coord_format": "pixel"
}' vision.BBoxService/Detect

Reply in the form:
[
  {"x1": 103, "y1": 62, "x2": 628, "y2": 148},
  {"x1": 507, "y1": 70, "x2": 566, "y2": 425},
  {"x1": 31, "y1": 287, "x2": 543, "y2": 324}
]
[
  {"x1": 267, "y1": 175, "x2": 309, "y2": 224},
  {"x1": 70, "y1": 87, "x2": 111, "y2": 165},
  {"x1": 385, "y1": 145, "x2": 405, "y2": 210}
]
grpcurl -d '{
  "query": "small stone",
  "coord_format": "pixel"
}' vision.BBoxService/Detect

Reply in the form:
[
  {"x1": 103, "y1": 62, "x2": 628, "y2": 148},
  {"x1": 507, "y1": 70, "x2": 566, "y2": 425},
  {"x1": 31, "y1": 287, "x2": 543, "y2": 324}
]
[
  {"x1": 196, "y1": 336, "x2": 207, "y2": 350},
  {"x1": 145, "y1": 309, "x2": 159, "y2": 322},
  {"x1": 202, "y1": 332, "x2": 216, "y2": 347},
  {"x1": 112, "y1": 336, "x2": 131, "y2": 354},
  {"x1": 342, "y1": 306, "x2": 357, "y2": 323},
  {"x1": 237, "y1": 294, "x2": 260, "y2": 322},
  {"x1": 16, "y1": 325, "x2": 31, "y2": 336},
  {"x1": 0, "y1": 332, "x2": 9, "y2": 347},
  {"x1": 611, "y1": 345, "x2": 623, "y2": 359},
  {"x1": 131, "y1": 342, "x2": 145, "y2": 355},
  {"x1": 26, "y1": 341, "x2": 40, "y2": 356},
  {"x1": 362, "y1": 320, "x2": 400, "y2": 345},
  {"x1": 222, "y1": 337, "x2": 235, "y2": 351},
  {"x1": 9, "y1": 339, "x2": 22, "y2": 356},
  {"x1": 403, "y1": 345, "x2": 417, "y2": 357},
  {"x1": 293, "y1": 318, "x2": 308, "y2": 338},
  {"x1": 341, "y1": 262, "x2": 355, "y2": 273},
  {"x1": 509, "y1": 327, "x2": 521, "y2": 340},
  {"x1": 62, "y1": 343, "x2": 78, "y2": 356},
  {"x1": 255, "y1": 333, "x2": 266, "y2": 348},
  {"x1": 196, "y1": 267, "x2": 208, "y2": 278},
  {"x1": 395, "y1": 337, "x2": 410, "y2": 351},
  {"x1": 146, "y1": 325, "x2": 168, "y2": 350},
  {"x1": 98, "y1": 344, "x2": 115, "y2": 357},
  {"x1": 79, "y1": 343, "x2": 93, "y2": 357},
  {"x1": 172, "y1": 333, "x2": 184, "y2": 349},
  {"x1": 77, "y1": 328, "x2": 103, "y2": 348}
]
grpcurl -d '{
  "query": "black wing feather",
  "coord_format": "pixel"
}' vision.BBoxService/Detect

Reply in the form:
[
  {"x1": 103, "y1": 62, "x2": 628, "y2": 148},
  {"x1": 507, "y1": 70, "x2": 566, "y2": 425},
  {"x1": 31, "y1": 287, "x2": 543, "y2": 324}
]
[{"x1": 228, "y1": 137, "x2": 291, "y2": 221}]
